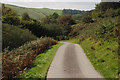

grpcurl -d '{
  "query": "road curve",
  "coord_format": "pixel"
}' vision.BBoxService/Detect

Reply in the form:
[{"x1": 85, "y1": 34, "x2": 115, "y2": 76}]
[{"x1": 47, "y1": 42, "x2": 104, "y2": 79}]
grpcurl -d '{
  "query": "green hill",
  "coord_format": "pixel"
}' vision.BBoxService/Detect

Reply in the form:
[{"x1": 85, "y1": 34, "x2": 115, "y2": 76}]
[{"x1": 5, "y1": 4, "x2": 62, "y2": 20}]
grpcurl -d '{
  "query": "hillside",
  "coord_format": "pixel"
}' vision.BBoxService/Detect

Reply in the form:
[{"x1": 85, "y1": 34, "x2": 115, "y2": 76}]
[
  {"x1": 5, "y1": 4, "x2": 62, "y2": 20},
  {"x1": 69, "y1": 3, "x2": 120, "y2": 78}
]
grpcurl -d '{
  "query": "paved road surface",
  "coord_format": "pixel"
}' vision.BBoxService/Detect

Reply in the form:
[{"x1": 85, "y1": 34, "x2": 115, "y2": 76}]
[{"x1": 47, "y1": 42, "x2": 104, "y2": 79}]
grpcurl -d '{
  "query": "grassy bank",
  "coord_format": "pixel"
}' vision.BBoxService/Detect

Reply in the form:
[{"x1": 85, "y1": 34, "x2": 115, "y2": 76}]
[
  {"x1": 78, "y1": 38, "x2": 118, "y2": 78},
  {"x1": 60, "y1": 38, "x2": 118, "y2": 78},
  {"x1": 2, "y1": 37, "x2": 57, "y2": 79},
  {"x1": 20, "y1": 43, "x2": 63, "y2": 78}
]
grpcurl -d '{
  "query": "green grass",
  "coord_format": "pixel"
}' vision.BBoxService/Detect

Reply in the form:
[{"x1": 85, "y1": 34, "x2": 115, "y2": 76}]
[
  {"x1": 20, "y1": 43, "x2": 63, "y2": 78},
  {"x1": 5, "y1": 4, "x2": 62, "y2": 20},
  {"x1": 60, "y1": 38, "x2": 118, "y2": 78},
  {"x1": 59, "y1": 38, "x2": 79, "y2": 44},
  {"x1": 70, "y1": 16, "x2": 119, "y2": 39},
  {"x1": 33, "y1": 8, "x2": 62, "y2": 16},
  {"x1": 79, "y1": 38, "x2": 118, "y2": 78}
]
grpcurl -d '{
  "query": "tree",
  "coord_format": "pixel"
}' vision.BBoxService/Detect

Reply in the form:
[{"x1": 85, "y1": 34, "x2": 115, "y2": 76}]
[
  {"x1": 2, "y1": 4, "x2": 20, "y2": 25},
  {"x1": 72, "y1": 14, "x2": 82, "y2": 21},
  {"x1": 52, "y1": 12, "x2": 59, "y2": 19},
  {"x1": 2, "y1": 4, "x2": 18, "y2": 16},
  {"x1": 82, "y1": 13, "x2": 94, "y2": 23},
  {"x1": 41, "y1": 13, "x2": 59, "y2": 24},
  {"x1": 2, "y1": 16, "x2": 20, "y2": 25},
  {"x1": 116, "y1": 8, "x2": 120, "y2": 16},
  {"x1": 62, "y1": 9, "x2": 88, "y2": 15},
  {"x1": 58, "y1": 14, "x2": 75, "y2": 26},
  {"x1": 95, "y1": 2, "x2": 120, "y2": 12},
  {"x1": 58, "y1": 14, "x2": 75, "y2": 35},
  {"x1": 22, "y1": 12, "x2": 31, "y2": 21}
]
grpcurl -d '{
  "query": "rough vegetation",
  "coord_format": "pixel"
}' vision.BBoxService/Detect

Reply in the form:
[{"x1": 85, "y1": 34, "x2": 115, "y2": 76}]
[
  {"x1": 2, "y1": 37, "x2": 57, "y2": 79},
  {"x1": 2, "y1": 24, "x2": 36, "y2": 50},
  {"x1": 20, "y1": 43, "x2": 63, "y2": 79},
  {"x1": 1, "y1": 3, "x2": 75, "y2": 79},
  {"x1": 69, "y1": 2, "x2": 120, "y2": 79},
  {"x1": 2, "y1": 2, "x2": 120, "y2": 79}
]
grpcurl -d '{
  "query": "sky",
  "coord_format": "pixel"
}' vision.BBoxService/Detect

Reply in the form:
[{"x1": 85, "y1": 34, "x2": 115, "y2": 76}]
[
  {"x1": 1, "y1": 2, "x2": 101, "y2": 10},
  {"x1": 0, "y1": 0, "x2": 104, "y2": 10},
  {"x1": 1, "y1": 0, "x2": 101, "y2": 2}
]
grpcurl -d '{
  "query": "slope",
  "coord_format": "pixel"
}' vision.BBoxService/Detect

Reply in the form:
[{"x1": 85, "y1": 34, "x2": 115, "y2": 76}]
[{"x1": 5, "y1": 4, "x2": 62, "y2": 20}]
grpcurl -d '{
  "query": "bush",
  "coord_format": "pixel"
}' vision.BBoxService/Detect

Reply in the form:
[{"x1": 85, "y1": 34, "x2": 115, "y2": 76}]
[
  {"x1": 43, "y1": 23, "x2": 64, "y2": 38},
  {"x1": 116, "y1": 8, "x2": 120, "y2": 16},
  {"x1": 2, "y1": 24, "x2": 36, "y2": 50},
  {"x1": 82, "y1": 13, "x2": 94, "y2": 23},
  {"x1": 2, "y1": 16, "x2": 20, "y2": 25},
  {"x1": 58, "y1": 14, "x2": 76, "y2": 26},
  {"x1": 21, "y1": 20, "x2": 47, "y2": 37},
  {"x1": 22, "y1": 12, "x2": 31, "y2": 21},
  {"x1": 41, "y1": 13, "x2": 59, "y2": 24},
  {"x1": 2, "y1": 37, "x2": 57, "y2": 79},
  {"x1": 95, "y1": 20, "x2": 116, "y2": 39},
  {"x1": 72, "y1": 14, "x2": 82, "y2": 21}
]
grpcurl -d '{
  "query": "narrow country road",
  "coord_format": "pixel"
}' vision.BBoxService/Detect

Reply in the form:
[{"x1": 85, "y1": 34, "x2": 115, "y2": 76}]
[{"x1": 47, "y1": 42, "x2": 105, "y2": 79}]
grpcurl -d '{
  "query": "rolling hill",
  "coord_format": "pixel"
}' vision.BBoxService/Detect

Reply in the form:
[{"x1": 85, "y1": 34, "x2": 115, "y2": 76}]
[{"x1": 5, "y1": 4, "x2": 62, "y2": 20}]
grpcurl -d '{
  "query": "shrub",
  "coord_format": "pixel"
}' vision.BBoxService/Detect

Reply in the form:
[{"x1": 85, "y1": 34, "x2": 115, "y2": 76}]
[
  {"x1": 2, "y1": 16, "x2": 20, "y2": 25},
  {"x1": 41, "y1": 13, "x2": 59, "y2": 24},
  {"x1": 2, "y1": 24, "x2": 36, "y2": 50},
  {"x1": 2, "y1": 37, "x2": 57, "y2": 79},
  {"x1": 116, "y1": 8, "x2": 120, "y2": 16},
  {"x1": 82, "y1": 13, "x2": 94, "y2": 23},
  {"x1": 95, "y1": 20, "x2": 116, "y2": 39},
  {"x1": 21, "y1": 20, "x2": 47, "y2": 37},
  {"x1": 72, "y1": 14, "x2": 82, "y2": 21},
  {"x1": 2, "y1": 4, "x2": 18, "y2": 17},
  {"x1": 95, "y1": 2, "x2": 120, "y2": 12},
  {"x1": 22, "y1": 12, "x2": 31, "y2": 21},
  {"x1": 58, "y1": 14, "x2": 76, "y2": 26},
  {"x1": 43, "y1": 23, "x2": 64, "y2": 38}
]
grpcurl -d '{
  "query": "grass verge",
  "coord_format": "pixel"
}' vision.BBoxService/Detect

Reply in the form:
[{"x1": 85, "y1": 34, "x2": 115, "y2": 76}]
[
  {"x1": 59, "y1": 38, "x2": 79, "y2": 44},
  {"x1": 2, "y1": 37, "x2": 57, "y2": 79},
  {"x1": 79, "y1": 38, "x2": 118, "y2": 78},
  {"x1": 63, "y1": 38, "x2": 118, "y2": 78},
  {"x1": 20, "y1": 43, "x2": 63, "y2": 79}
]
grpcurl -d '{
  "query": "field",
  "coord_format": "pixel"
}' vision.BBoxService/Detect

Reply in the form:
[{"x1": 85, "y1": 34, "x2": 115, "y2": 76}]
[{"x1": 5, "y1": 4, "x2": 62, "y2": 20}]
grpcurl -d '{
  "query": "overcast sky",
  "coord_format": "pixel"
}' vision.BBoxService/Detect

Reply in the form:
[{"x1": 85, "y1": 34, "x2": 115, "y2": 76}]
[
  {"x1": 1, "y1": 0, "x2": 101, "y2": 2},
  {"x1": 2, "y1": 2, "x2": 101, "y2": 10},
  {"x1": 0, "y1": 0, "x2": 101, "y2": 10}
]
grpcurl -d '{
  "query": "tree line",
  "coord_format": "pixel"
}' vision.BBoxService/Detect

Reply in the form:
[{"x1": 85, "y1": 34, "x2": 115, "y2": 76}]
[
  {"x1": 2, "y1": 4, "x2": 76, "y2": 41},
  {"x1": 62, "y1": 9, "x2": 91, "y2": 15}
]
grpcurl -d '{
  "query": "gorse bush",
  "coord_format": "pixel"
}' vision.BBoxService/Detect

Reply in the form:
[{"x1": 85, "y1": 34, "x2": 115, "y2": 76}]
[
  {"x1": 2, "y1": 37, "x2": 57, "y2": 79},
  {"x1": 2, "y1": 24, "x2": 36, "y2": 50}
]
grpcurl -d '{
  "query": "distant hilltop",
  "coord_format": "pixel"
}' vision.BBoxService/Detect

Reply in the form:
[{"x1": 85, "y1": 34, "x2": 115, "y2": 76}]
[{"x1": 4, "y1": 4, "x2": 62, "y2": 20}]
